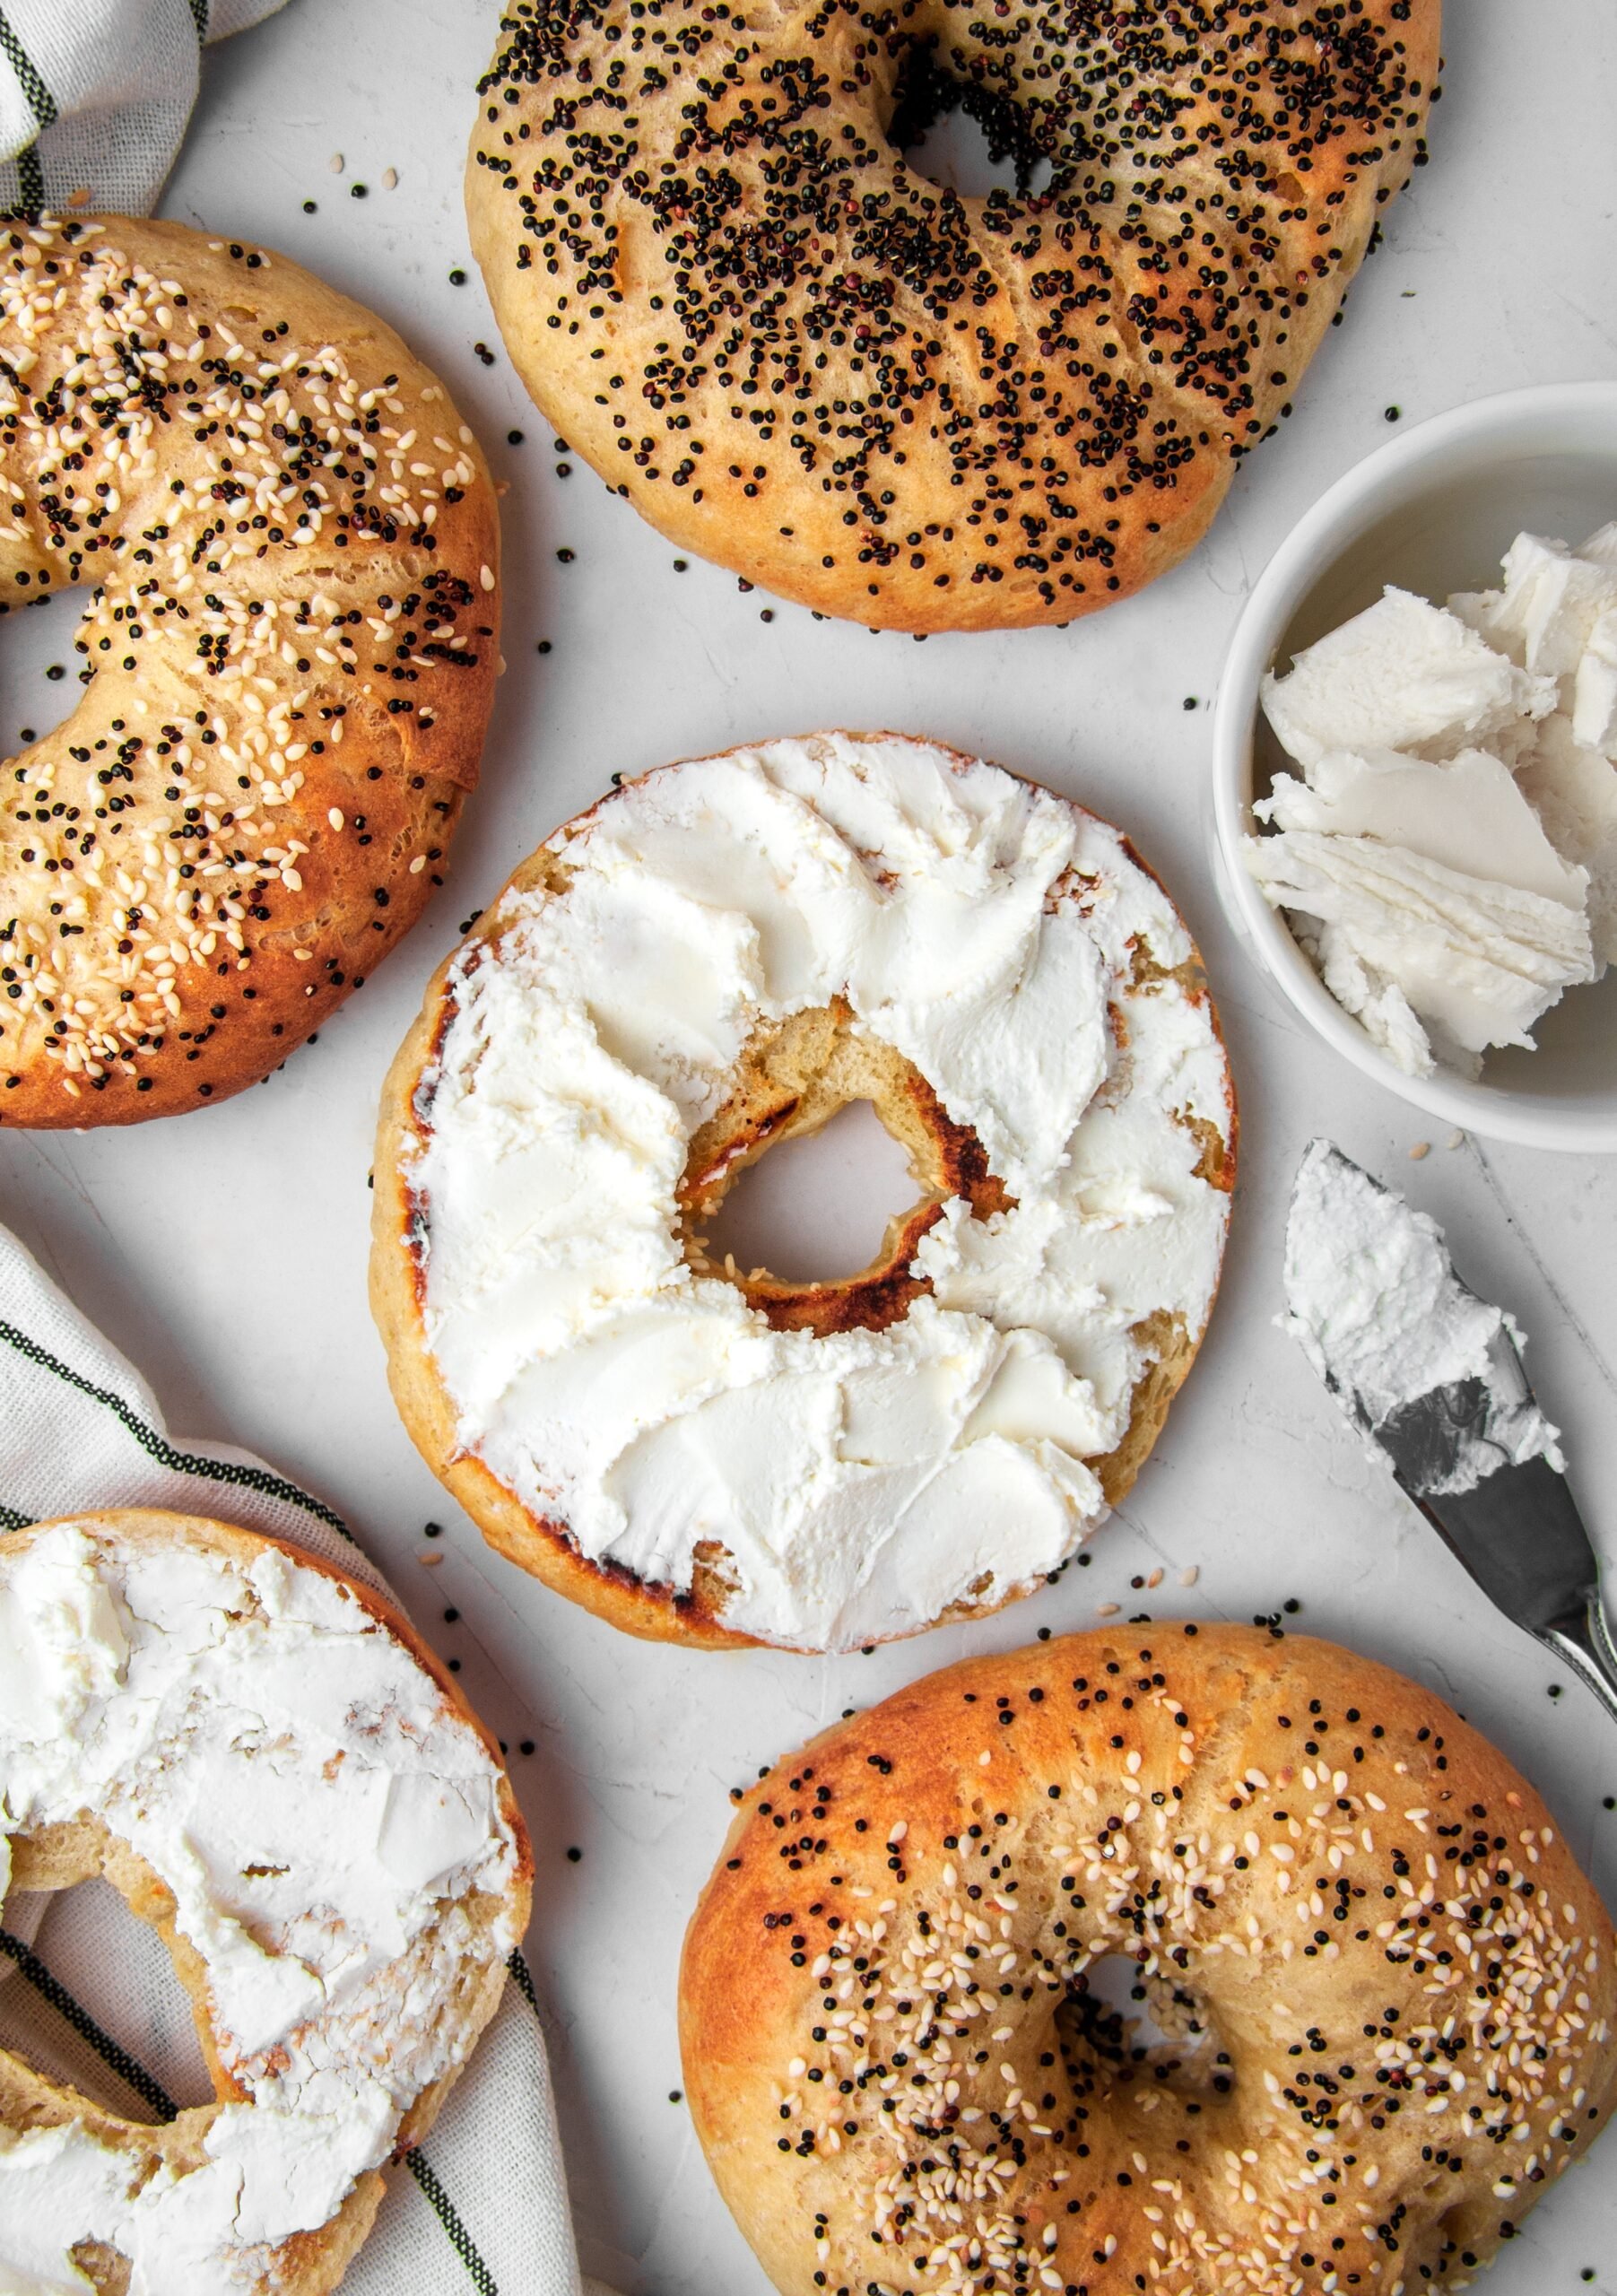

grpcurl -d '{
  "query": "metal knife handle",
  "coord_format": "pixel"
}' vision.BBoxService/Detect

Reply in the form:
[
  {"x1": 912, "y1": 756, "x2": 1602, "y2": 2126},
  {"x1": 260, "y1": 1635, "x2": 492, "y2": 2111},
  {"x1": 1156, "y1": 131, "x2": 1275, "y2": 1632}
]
[{"x1": 1539, "y1": 1592, "x2": 1617, "y2": 1727}]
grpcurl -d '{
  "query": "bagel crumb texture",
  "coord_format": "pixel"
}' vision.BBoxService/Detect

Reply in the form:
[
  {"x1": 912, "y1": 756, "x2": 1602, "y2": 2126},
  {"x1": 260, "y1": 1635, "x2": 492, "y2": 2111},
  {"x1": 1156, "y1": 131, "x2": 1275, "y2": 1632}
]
[
  {"x1": 681, "y1": 1624, "x2": 1617, "y2": 2294},
  {"x1": 468, "y1": 0, "x2": 1440, "y2": 630},
  {"x1": 0, "y1": 216, "x2": 500, "y2": 1125}
]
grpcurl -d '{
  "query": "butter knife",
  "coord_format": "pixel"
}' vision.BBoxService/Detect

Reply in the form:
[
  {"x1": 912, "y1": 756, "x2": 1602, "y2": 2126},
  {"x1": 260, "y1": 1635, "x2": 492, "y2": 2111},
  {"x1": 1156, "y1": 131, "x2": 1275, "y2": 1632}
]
[{"x1": 1282, "y1": 1140, "x2": 1617, "y2": 1724}]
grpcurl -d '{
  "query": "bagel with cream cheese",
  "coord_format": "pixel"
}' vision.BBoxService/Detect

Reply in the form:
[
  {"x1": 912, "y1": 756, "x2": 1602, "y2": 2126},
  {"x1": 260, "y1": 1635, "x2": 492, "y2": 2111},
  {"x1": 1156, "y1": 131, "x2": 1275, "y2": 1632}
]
[
  {"x1": 0, "y1": 1509, "x2": 532, "y2": 2296},
  {"x1": 371, "y1": 731, "x2": 1235, "y2": 1651}
]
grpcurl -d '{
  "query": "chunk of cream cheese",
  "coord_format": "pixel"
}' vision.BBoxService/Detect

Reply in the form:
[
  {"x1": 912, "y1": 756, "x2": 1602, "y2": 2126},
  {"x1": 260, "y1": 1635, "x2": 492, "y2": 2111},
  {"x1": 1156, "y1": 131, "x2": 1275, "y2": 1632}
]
[
  {"x1": 1282, "y1": 1140, "x2": 1561, "y2": 1495},
  {"x1": 1246, "y1": 525, "x2": 1617, "y2": 1074},
  {"x1": 0, "y1": 1523, "x2": 522, "y2": 2296},
  {"x1": 407, "y1": 735, "x2": 1233, "y2": 1651}
]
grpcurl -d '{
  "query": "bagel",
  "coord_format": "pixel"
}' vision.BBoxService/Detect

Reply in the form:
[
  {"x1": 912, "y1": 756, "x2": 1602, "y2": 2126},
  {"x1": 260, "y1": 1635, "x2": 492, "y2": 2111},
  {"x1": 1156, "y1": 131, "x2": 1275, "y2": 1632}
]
[
  {"x1": 371, "y1": 731, "x2": 1234, "y2": 1651},
  {"x1": 0, "y1": 1509, "x2": 532, "y2": 2296},
  {"x1": 467, "y1": 0, "x2": 1440, "y2": 631},
  {"x1": 0, "y1": 215, "x2": 500, "y2": 1126},
  {"x1": 681, "y1": 1622, "x2": 1617, "y2": 2296}
]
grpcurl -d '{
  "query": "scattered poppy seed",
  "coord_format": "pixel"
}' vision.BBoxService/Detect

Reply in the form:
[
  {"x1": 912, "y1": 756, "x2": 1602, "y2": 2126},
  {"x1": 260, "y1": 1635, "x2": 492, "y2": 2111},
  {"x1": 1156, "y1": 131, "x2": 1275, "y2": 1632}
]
[
  {"x1": 1183, "y1": 696, "x2": 1197, "y2": 709},
  {"x1": 448, "y1": 267, "x2": 467, "y2": 284},
  {"x1": 556, "y1": 547, "x2": 575, "y2": 563},
  {"x1": 520, "y1": 1740, "x2": 535, "y2": 1756},
  {"x1": 424, "y1": 1522, "x2": 442, "y2": 1539},
  {"x1": 508, "y1": 429, "x2": 525, "y2": 445},
  {"x1": 566, "y1": 1846, "x2": 582, "y2": 1862},
  {"x1": 301, "y1": 199, "x2": 317, "y2": 213},
  {"x1": 669, "y1": 2090, "x2": 682, "y2": 2104},
  {"x1": 1385, "y1": 404, "x2": 1402, "y2": 421},
  {"x1": 536, "y1": 639, "x2": 552, "y2": 654},
  {"x1": 350, "y1": 183, "x2": 368, "y2": 199}
]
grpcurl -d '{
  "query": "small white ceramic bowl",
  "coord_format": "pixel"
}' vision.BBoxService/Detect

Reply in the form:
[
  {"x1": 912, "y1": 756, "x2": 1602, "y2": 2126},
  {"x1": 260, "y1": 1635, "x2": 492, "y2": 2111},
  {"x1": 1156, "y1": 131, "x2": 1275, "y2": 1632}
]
[{"x1": 1211, "y1": 380, "x2": 1617, "y2": 1153}]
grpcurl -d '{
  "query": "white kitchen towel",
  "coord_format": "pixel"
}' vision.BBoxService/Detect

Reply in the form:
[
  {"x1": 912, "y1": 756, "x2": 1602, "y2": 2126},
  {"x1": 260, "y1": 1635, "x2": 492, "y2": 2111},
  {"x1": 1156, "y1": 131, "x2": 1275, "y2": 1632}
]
[
  {"x1": 0, "y1": 1221, "x2": 613, "y2": 2296},
  {"x1": 0, "y1": 0, "x2": 287, "y2": 219}
]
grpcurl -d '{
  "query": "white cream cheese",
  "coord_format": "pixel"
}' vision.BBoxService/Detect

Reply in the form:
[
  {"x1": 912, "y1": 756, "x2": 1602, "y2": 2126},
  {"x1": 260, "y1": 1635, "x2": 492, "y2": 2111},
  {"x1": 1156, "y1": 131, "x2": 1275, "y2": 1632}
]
[
  {"x1": 1282, "y1": 1140, "x2": 1561, "y2": 1495},
  {"x1": 1246, "y1": 524, "x2": 1617, "y2": 1075},
  {"x1": 0, "y1": 1522, "x2": 522, "y2": 2296},
  {"x1": 407, "y1": 735, "x2": 1232, "y2": 1651}
]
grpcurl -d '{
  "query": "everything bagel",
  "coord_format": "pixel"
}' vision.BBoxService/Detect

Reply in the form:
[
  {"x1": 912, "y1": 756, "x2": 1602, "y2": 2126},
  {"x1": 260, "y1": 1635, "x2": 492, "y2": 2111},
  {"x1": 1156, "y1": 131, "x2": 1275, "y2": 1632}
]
[
  {"x1": 0, "y1": 215, "x2": 500, "y2": 1124},
  {"x1": 681, "y1": 1623, "x2": 1617, "y2": 2295},
  {"x1": 468, "y1": 0, "x2": 1440, "y2": 630}
]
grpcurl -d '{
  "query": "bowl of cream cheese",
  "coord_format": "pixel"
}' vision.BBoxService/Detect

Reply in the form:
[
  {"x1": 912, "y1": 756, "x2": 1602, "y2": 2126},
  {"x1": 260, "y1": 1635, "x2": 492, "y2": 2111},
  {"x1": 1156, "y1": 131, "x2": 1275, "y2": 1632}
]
[{"x1": 1212, "y1": 380, "x2": 1617, "y2": 1152}]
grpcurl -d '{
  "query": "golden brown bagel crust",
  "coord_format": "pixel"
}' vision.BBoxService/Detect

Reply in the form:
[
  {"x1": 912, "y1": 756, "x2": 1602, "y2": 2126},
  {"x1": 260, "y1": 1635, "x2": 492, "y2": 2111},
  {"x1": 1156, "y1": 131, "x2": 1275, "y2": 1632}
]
[
  {"x1": 0, "y1": 1509, "x2": 534, "y2": 2296},
  {"x1": 681, "y1": 1623, "x2": 1617, "y2": 2296},
  {"x1": 369, "y1": 732, "x2": 1236, "y2": 1650},
  {"x1": 0, "y1": 215, "x2": 500, "y2": 1125},
  {"x1": 468, "y1": 0, "x2": 1440, "y2": 631}
]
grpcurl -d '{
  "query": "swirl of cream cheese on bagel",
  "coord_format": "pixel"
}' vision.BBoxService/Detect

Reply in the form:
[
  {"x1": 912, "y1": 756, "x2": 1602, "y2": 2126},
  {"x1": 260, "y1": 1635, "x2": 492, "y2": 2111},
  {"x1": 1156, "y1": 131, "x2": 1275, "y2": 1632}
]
[
  {"x1": 408, "y1": 735, "x2": 1231, "y2": 1649},
  {"x1": 0, "y1": 1520, "x2": 522, "y2": 2293}
]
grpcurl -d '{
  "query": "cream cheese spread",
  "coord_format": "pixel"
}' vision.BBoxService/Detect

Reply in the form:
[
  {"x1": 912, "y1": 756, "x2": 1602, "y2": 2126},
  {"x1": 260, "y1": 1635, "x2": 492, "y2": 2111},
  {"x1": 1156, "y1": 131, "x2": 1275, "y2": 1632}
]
[
  {"x1": 1282, "y1": 1140, "x2": 1561, "y2": 1495},
  {"x1": 0, "y1": 1521, "x2": 522, "y2": 2295},
  {"x1": 405, "y1": 735, "x2": 1233, "y2": 1651},
  {"x1": 1245, "y1": 524, "x2": 1617, "y2": 1076}
]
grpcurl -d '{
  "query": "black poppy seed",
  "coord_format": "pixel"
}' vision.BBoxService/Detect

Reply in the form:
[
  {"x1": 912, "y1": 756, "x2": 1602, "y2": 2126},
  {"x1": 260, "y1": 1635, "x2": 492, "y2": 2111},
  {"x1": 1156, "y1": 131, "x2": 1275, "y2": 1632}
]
[
  {"x1": 302, "y1": 199, "x2": 317, "y2": 213},
  {"x1": 1385, "y1": 404, "x2": 1402, "y2": 422},
  {"x1": 536, "y1": 639, "x2": 552, "y2": 654},
  {"x1": 669, "y1": 2090, "x2": 682, "y2": 2103},
  {"x1": 566, "y1": 1846, "x2": 582, "y2": 1862},
  {"x1": 508, "y1": 429, "x2": 526, "y2": 445},
  {"x1": 424, "y1": 1522, "x2": 442, "y2": 1538},
  {"x1": 556, "y1": 548, "x2": 575, "y2": 563},
  {"x1": 519, "y1": 1740, "x2": 535, "y2": 1756},
  {"x1": 448, "y1": 268, "x2": 467, "y2": 284}
]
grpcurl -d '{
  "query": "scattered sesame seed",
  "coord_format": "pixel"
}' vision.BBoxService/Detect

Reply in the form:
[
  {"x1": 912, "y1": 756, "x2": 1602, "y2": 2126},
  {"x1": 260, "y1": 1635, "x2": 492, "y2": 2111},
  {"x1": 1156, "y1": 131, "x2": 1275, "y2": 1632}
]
[
  {"x1": 1408, "y1": 1140, "x2": 1430, "y2": 1160},
  {"x1": 328, "y1": 152, "x2": 343, "y2": 173},
  {"x1": 381, "y1": 168, "x2": 398, "y2": 191}
]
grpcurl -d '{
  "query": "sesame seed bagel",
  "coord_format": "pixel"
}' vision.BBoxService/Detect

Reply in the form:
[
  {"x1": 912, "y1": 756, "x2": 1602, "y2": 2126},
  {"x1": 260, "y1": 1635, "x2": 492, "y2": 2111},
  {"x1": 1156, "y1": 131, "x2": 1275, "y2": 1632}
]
[
  {"x1": 0, "y1": 1509, "x2": 532, "y2": 2296},
  {"x1": 370, "y1": 731, "x2": 1234, "y2": 1652},
  {"x1": 681, "y1": 1623, "x2": 1617, "y2": 2296},
  {"x1": 0, "y1": 215, "x2": 500, "y2": 1125},
  {"x1": 467, "y1": 0, "x2": 1439, "y2": 631}
]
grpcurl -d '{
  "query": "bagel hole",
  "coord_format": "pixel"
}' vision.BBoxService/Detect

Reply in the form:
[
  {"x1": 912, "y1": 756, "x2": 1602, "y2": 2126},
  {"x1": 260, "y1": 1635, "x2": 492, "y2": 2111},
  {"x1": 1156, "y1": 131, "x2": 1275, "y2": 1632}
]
[
  {"x1": 1, "y1": 1875, "x2": 213, "y2": 2120},
  {"x1": 1060, "y1": 1953, "x2": 1220, "y2": 2086},
  {"x1": 891, "y1": 48, "x2": 1055, "y2": 201},
  {"x1": 2, "y1": 580, "x2": 91, "y2": 752},
  {"x1": 701, "y1": 1098, "x2": 918, "y2": 1284}
]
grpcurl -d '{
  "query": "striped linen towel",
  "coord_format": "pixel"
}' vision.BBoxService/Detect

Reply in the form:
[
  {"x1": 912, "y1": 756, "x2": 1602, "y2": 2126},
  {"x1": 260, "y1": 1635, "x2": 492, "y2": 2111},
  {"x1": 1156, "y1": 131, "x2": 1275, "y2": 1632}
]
[
  {"x1": 0, "y1": 0, "x2": 287, "y2": 218},
  {"x1": 0, "y1": 1221, "x2": 613, "y2": 2296}
]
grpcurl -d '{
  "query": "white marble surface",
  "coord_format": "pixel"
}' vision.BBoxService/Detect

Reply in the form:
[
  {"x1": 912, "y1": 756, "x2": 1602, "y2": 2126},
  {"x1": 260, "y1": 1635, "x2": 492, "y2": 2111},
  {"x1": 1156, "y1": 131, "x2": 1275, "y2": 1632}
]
[{"x1": 4, "y1": 3, "x2": 1617, "y2": 2288}]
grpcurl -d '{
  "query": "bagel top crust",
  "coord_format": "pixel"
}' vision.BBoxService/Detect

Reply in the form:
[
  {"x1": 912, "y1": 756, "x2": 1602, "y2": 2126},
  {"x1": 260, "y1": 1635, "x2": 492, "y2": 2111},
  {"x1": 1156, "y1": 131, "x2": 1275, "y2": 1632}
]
[
  {"x1": 681, "y1": 1623, "x2": 1617, "y2": 2296},
  {"x1": 468, "y1": 0, "x2": 1440, "y2": 631},
  {"x1": 0, "y1": 216, "x2": 500, "y2": 1126}
]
